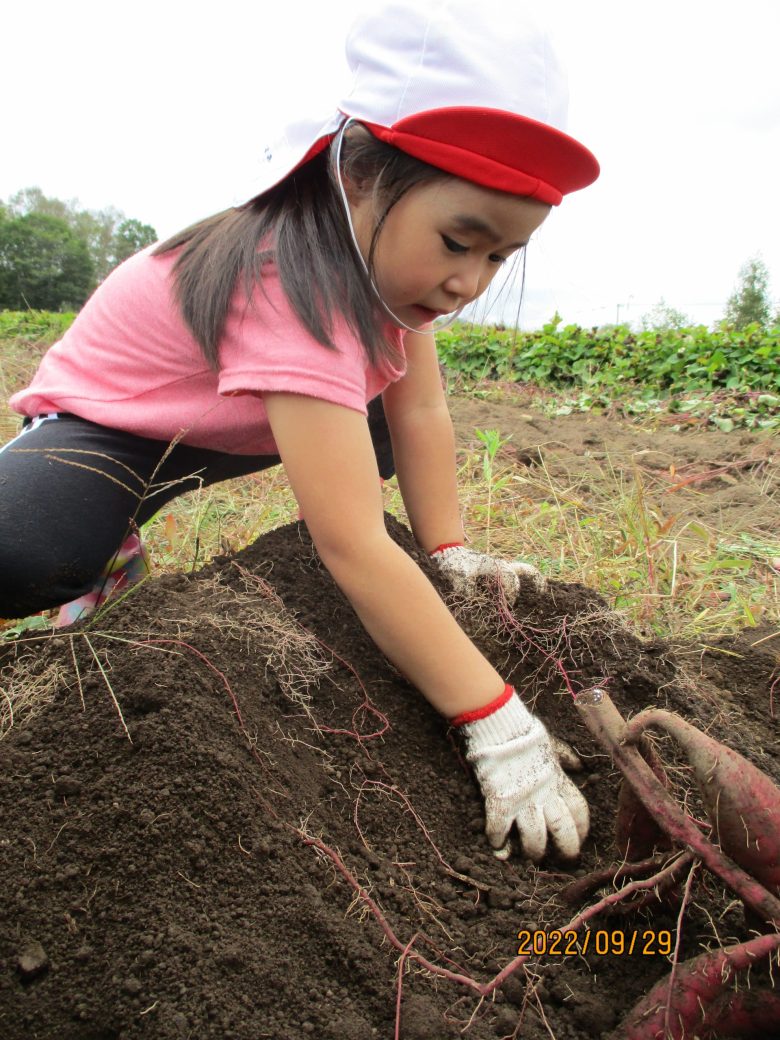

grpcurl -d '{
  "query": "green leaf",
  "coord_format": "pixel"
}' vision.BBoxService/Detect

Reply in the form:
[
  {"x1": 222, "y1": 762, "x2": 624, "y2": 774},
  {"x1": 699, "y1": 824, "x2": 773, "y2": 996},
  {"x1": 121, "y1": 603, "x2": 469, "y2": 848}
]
[
  {"x1": 712, "y1": 416, "x2": 735, "y2": 432},
  {"x1": 2, "y1": 614, "x2": 51, "y2": 639}
]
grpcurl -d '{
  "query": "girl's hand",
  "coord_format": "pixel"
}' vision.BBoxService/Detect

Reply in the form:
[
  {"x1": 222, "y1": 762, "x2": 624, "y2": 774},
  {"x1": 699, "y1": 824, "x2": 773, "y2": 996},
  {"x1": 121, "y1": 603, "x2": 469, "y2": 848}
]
[
  {"x1": 430, "y1": 543, "x2": 545, "y2": 602},
  {"x1": 454, "y1": 688, "x2": 589, "y2": 862}
]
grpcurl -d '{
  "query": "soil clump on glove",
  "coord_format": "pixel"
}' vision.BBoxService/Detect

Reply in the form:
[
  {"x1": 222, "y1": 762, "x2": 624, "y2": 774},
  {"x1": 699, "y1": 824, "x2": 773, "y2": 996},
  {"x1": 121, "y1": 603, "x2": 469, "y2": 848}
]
[{"x1": 1, "y1": 516, "x2": 777, "y2": 1039}]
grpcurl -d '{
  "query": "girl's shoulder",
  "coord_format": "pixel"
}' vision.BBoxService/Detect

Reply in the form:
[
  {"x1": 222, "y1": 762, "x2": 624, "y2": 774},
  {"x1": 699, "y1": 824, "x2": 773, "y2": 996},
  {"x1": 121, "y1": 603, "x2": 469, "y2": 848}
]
[
  {"x1": 81, "y1": 245, "x2": 179, "y2": 317},
  {"x1": 107, "y1": 243, "x2": 177, "y2": 286}
]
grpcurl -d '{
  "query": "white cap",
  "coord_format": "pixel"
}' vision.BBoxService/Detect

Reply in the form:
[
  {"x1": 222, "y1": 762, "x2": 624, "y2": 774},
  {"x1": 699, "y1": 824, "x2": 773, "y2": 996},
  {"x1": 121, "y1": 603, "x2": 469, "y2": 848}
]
[{"x1": 241, "y1": 0, "x2": 599, "y2": 206}]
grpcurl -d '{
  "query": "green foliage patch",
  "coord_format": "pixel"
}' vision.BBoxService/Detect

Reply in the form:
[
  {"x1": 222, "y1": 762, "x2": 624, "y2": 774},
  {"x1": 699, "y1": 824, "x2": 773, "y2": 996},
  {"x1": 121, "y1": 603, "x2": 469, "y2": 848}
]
[
  {"x1": 1, "y1": 186, "x2": 157, "y2": 307},
  {"x1": 0, "y1": 310, "x2": 76, "y2": 344},
  {"x1": 437, "y1": 318, "x2": 780, "y2": 430},
  {"x1": 0, "y1": 214, "x2": 94, "y2": 310}
]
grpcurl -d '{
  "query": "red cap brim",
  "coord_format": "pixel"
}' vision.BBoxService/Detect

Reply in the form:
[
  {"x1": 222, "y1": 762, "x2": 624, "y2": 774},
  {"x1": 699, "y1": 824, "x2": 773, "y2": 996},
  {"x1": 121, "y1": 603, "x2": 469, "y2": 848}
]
[
  {"x1": 364, "y1": 108, "x2": 599, "y2": 205},
  {"x1": 284, "y1": 107, "x2": 599, "y2": 207}
]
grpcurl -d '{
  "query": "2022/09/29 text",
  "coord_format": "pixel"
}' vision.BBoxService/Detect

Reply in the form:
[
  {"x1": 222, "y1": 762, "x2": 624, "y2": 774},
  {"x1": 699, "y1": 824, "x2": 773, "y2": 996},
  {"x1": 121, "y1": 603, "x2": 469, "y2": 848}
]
[{"x1": 517, "y1": 929, "x2": 673, "y2": 958}]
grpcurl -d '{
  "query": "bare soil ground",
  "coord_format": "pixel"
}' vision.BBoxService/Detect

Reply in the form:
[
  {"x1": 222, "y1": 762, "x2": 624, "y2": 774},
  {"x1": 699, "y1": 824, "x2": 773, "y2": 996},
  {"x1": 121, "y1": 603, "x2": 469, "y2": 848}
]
[
  {"x1": 449, "y1": 395, "x2": 778, "y2": 548},
  {"x1": 1, "y1": 399, "x2": 778, "y2": 1039}
]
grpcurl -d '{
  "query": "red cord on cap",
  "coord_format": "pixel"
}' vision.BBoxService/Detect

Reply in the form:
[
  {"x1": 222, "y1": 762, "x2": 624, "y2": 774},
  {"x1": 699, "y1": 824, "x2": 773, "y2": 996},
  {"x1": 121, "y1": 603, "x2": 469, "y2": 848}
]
[{"x1": 450, "y1": 683, "x2": 514, "y2": 727}]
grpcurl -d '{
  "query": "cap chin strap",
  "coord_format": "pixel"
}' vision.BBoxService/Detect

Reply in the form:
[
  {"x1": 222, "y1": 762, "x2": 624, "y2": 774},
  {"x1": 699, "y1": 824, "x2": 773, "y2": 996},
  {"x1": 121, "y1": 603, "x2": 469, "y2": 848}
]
[{"x1": 334, "y1": 118, "x2": 463, "y2": 335}]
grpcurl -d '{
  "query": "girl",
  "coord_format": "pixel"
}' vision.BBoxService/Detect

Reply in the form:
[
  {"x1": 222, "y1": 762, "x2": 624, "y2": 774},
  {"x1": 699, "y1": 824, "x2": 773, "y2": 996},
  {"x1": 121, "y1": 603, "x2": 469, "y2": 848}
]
[{"x1": 0, "y1": 1, "x2": 599, "y2": 863}]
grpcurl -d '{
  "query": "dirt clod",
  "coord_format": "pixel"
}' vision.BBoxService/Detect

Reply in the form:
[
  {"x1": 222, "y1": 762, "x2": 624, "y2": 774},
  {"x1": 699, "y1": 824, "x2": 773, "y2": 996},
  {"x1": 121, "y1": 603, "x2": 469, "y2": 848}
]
[{"x1": 16, "y1": 942, "x2": 49, "y2": 982}]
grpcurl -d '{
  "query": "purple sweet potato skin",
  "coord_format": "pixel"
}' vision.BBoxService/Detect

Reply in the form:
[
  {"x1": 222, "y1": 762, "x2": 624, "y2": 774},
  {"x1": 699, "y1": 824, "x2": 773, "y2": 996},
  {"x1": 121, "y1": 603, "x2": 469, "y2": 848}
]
[
  {"x1": 701, "y1": 988, "x2": 780, "y2": 1038},
  {"x1": 674, "y1": 732, "x2": 780, "y2": 894},
  {"x1": 625, "y1": 710, "x2": 780, "y2": 895},
  {"x1": 615, "y1": 739, "x2": 672, "y2": 859},
  {"x1": 615, "y1": 934, "x2": 780, "y2": 1040}
]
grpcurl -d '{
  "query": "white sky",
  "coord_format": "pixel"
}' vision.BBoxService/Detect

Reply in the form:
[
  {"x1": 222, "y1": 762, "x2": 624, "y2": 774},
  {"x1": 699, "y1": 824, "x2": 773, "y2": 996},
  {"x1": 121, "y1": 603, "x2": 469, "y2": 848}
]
[{"x1": 2, "y1": 0, "x2": 779, "y2": 329}]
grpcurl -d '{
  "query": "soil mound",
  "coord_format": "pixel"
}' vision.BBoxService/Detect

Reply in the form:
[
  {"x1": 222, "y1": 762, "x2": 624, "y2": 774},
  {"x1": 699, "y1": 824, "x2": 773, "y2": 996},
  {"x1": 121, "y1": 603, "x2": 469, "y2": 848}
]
[{"x1": 2, "y1": 517, "x2": 778, "y2": 1039}]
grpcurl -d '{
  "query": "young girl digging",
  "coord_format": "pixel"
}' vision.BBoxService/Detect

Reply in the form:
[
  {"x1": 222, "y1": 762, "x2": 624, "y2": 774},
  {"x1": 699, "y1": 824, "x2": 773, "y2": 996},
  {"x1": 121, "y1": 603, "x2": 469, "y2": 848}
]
[{"x1": 0, "y1": 1, "x2": 599, "y2": 863}]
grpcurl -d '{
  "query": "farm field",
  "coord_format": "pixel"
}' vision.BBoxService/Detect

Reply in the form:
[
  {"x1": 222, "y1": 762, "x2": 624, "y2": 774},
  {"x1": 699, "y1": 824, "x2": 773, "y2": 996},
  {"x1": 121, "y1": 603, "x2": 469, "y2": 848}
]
[{"x1": 1, "y1": 330, "x2": 779, "y2": 1038}]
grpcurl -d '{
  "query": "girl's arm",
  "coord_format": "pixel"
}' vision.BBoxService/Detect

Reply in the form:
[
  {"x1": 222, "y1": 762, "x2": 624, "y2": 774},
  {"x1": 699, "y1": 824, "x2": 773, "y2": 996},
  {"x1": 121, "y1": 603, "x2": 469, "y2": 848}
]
[
  {"x1": 264, "y1": 390, "x2": 589, "y2": 862},
  {"x1": 383, "y1": 329, "x2": 545, "y2": 601},
  {"x1": 263, "y1": 390, "x2": 504, "y2": 717},
  {"x1": 381, "y1": 329, "x2": 463, "y2": 552}
]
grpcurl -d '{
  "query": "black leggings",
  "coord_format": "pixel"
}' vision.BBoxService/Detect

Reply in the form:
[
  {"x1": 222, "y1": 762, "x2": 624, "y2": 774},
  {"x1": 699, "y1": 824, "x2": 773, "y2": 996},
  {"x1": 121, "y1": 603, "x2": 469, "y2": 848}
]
[{"x1": 0, "y1": 401, "x2": 394, "y2": 618}]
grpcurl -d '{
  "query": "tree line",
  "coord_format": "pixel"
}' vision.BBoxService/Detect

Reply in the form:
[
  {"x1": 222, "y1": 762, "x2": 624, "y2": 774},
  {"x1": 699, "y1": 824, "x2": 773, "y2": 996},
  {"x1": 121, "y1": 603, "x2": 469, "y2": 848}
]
[
  {"x1": 0, "y1": 187, "x2": 157, "y2": 311},
  {"x1": 637, "y1": 257, "x2": 778, "y2": 333}
]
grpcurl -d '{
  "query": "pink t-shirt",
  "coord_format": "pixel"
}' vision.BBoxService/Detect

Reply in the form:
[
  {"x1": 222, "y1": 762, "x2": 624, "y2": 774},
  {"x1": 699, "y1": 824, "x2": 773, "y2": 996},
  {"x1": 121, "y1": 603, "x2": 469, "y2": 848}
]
[{"x1": 10, "y1": 248, "x2": 407, "y2": 455}]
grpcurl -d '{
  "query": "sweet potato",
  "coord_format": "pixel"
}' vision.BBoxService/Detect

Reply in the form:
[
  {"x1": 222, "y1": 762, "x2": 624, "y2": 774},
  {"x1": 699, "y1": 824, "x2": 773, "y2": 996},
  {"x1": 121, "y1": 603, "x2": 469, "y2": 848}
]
[
  {"x1": 624, "y1": 708, "x2": 780, "y2": 896},
  {"x1": 700, "y1": 987, "x2": 780, "y2": 1038},
  {"x1": 575, "y1": 689, "x2": 780, "y2": 926},
  {"x1": 615, "y1": 931, "x2": 780, "y2": 1040},
  {"x1": 616, "y1": 736, "x2": 672, "y2": 860}
]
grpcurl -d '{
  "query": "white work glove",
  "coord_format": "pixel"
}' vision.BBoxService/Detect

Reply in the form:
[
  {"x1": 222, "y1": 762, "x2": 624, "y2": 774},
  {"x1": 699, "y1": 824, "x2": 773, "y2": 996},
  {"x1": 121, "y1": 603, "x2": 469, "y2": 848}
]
[
  {"x1": 430, "y1": 543, "x2": 545, "y2": 603},
  {"x1": 456, "y1": 689, "x2": 589, "y2": 862}
]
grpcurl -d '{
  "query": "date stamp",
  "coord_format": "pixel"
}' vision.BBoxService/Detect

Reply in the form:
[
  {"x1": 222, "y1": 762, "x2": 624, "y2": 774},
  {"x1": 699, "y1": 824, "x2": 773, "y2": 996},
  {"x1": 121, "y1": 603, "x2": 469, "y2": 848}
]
[{"x1": 517, "y1": 928, "x2": 672, "y2": 958}]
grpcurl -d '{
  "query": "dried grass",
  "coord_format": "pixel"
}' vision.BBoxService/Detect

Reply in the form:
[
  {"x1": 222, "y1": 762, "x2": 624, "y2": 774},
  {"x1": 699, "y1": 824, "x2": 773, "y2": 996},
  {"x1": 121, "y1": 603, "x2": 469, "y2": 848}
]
[
  {"x1": 0, "y1": 652, "x2": 67, "y2": 740},
  {"x1": 163, "y1": 564, "x2": 332, "y2": 720}
]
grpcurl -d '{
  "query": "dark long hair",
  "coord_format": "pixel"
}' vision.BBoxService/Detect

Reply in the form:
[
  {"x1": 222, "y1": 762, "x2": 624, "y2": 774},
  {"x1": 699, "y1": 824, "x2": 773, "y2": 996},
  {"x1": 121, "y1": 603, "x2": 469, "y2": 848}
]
[{"x1": 154, "y1": 126, "x2": 448, "y2": 369}]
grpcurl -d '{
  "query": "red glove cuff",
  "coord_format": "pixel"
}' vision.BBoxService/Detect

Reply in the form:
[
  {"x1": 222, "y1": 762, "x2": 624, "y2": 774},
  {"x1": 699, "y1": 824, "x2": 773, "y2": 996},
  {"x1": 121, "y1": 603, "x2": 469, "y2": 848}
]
[
  {"x1": 430, "y1": 542, "x2": 465, "y2": 556},
  {"x1": 450, "y1": 683, "x2": 515, "y2": 727}
]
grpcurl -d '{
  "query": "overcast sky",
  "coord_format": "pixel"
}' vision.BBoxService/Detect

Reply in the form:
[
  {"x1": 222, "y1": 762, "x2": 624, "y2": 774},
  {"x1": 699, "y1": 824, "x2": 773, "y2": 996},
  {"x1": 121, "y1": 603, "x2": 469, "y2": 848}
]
[{"x1": 2, "y1": 0, "x2": 779, "y2": 329}]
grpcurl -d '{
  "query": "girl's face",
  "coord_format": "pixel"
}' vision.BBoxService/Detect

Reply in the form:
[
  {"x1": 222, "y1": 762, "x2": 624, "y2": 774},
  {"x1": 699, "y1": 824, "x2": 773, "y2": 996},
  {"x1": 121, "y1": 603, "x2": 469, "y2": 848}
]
[{"x1": 349, "y1": 177, "x2": 550, "y2": 329}]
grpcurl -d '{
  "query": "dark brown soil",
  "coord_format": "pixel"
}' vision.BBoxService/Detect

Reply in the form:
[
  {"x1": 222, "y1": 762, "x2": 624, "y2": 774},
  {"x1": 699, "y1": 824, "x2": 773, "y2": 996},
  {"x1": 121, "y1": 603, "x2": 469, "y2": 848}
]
[{"x1": 2, "y1": 510, "x2": 779, "y2": 1039}]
